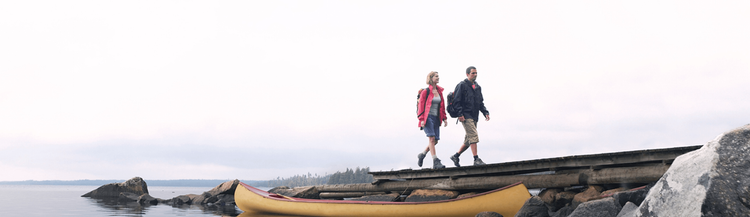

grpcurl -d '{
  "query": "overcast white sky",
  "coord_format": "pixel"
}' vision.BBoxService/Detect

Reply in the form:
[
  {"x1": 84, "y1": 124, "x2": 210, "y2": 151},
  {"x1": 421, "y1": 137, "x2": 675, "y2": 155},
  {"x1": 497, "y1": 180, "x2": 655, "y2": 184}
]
[{"x1": 1, "y1": 1, "x2": 749, "y2": 181}]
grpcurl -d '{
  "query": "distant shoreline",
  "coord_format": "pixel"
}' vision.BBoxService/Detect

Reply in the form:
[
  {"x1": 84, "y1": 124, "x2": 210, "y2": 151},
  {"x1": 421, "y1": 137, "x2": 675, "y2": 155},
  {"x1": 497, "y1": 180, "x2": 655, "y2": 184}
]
[{"x1": 0, "y1": 179, "x2": 270, "y2": 187}]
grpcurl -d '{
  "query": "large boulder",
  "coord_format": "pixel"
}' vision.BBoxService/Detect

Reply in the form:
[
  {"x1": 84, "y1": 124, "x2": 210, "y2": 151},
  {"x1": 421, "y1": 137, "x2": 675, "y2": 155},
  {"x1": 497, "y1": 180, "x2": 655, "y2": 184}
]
[
  {"x1": 171, "y1": 179, "x2": 239, "y2": 205},
  {"x1": 81, "y1": 177, "x2": 149, "y2": 198},
  {"x1": 206, "y1": 179, "x2": 239, "y2": 197},
  {"x1": 631, "y1": 124, "x2": 750, "y2": 216}
]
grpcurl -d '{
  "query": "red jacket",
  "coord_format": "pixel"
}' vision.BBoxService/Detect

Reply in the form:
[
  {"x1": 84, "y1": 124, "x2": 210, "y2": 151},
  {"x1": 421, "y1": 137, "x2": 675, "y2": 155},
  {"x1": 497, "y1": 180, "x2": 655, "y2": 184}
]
[{"x1": 417, "y1": 85, "x2": 447, "y2": 127}]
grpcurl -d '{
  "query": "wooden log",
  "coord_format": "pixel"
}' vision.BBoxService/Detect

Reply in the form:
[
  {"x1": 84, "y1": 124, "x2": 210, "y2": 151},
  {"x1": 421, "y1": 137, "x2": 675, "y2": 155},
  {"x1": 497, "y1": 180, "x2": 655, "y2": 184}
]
[
  {"x1": 316, "y1": 165, "x2": 669, "y2": 192},
  {"x1": 319, "y1": 192, "x2": 388, "y2": 199}
]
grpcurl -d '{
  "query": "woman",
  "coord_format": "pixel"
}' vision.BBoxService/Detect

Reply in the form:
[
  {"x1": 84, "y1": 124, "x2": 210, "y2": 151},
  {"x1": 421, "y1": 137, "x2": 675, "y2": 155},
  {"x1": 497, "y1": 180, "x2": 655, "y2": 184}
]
[{"x1": 416, "y1": 71, "x2": 448, "y2": 169}]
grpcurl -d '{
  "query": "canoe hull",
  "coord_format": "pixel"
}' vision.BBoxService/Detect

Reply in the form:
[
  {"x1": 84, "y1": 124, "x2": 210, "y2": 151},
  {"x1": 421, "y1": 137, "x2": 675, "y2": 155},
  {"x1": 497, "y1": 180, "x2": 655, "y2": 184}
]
[{"x1": 234, "y1": 182, "x2": 531, "y2": 217}]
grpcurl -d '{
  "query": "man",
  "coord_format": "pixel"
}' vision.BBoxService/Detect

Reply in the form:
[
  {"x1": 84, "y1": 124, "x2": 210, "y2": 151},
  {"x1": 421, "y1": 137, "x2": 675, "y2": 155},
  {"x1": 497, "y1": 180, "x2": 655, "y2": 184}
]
[{"x1": 450, "y1": 66, "x2": 490, "y2": 167}]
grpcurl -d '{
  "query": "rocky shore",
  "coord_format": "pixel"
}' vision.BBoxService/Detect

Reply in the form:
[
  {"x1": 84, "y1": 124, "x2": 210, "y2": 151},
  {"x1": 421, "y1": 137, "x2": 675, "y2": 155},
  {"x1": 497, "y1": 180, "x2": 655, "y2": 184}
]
[
  {"x1": 514, "y1": 124, "x2": 750, "y2": 217},
  {"x1": 81, "y1": 124, "x2": 750, "y2": 217},
  {"x1": 81, "y1": 177, "x2": 239, "y2": 214}
]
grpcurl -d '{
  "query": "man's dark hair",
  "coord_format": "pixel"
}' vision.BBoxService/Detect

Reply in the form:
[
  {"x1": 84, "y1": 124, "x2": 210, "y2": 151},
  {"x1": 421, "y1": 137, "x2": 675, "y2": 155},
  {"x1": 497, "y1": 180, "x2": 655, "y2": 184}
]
[{"x1": 466, "y1": 66, "x2": 476, "y2": 74}]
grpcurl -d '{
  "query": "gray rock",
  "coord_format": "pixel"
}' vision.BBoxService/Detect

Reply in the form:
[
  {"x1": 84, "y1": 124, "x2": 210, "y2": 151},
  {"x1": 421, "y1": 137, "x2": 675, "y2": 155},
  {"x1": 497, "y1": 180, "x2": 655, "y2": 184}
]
[
  {"x1": 550, "y1": 205, "x2": 576, "y2": 217},
  {"x1": 81, "y1": 177, "x2": 149, "y2": 198},
  {"x1": 206, "y1": 179, "x2": 239, "y2": 197},
  {"x1": 568, "y1": 197, "x2": 621, "y2": 217},
  {"x1": 118, "y1": 192, "x2": 141, "y2": 202},
  {"x1": 206, "y1": 194, "x2": 234, "y2": 206},
  {"x1": 616, "y1": 201, "x2": 638, "y2": 217},
  {"x1": 611, "y1": 184, "x2": 653, "y2": 207},
  {"x1": 554, "y1": 191, "x2": 577, "y2": 210},
  {"x1": 137, "y1": 194, "x2": 159, "y2": 205},
  {"x1": 634, "y1": 124, "x2": 750, "y2": 216},
  {"x1": 476, "y1": 211, "x2": 504, "y2": 217},
  {"x1": 514, "y1": 196, "x2": 550, "y2": 217},
  {"x1": 169, "y1": 179, "x2": 239, "y2": 207},
  {"x1": 171, "y1": 195, "x2": 191, "y2": 205}
]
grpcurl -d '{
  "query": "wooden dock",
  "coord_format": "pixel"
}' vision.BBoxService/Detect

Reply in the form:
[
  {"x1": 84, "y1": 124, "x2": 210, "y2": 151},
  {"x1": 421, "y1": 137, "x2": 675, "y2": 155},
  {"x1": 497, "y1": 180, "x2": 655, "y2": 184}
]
[{"x1": 316, "y1": 145, "x2": 701, "y2": 197}]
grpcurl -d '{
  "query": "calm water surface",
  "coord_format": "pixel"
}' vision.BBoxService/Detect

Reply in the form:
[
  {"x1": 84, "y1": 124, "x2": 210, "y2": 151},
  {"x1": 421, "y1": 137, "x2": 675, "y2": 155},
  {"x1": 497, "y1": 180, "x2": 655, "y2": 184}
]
[{"x1": 0, "y1": 185, "x2": 276, "y2": 217}]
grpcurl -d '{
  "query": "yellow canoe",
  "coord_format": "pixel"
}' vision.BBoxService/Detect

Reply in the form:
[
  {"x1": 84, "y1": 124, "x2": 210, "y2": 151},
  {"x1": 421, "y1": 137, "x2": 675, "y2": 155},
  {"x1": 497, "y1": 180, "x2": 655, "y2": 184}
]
[{"x1": 234, "y1": 182, "x2": 531, "y2": 217}]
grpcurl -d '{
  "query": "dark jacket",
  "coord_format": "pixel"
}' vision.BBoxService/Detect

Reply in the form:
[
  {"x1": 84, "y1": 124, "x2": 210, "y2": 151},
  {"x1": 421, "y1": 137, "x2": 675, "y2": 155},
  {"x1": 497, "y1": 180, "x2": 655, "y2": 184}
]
[{"x1": 453, "y1": 78, "x2": 489, "y2": 120}]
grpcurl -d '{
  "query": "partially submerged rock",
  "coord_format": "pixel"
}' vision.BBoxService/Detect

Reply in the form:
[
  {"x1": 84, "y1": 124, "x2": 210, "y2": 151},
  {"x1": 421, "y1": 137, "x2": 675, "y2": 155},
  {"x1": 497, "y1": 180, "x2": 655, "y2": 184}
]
[
  {"x1": 169, "y1": 179, "x2": 239, "y2": 206},
  {"x1": 81, "y1": 177, "x2": 149, "y2": 198}
]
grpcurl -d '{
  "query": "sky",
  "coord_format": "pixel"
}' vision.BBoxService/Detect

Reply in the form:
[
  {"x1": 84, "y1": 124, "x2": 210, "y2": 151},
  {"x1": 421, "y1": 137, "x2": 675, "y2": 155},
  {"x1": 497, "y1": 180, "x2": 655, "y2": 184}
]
[{"x1": 1, "y1": 1, "x2": 749, "y2": 181}]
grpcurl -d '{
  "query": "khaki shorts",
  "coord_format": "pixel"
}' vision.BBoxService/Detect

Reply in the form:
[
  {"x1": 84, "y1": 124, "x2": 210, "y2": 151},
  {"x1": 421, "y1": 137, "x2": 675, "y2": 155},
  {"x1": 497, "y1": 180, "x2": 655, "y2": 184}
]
[{"x1": 462, "y1": 118, "x2": 479, "y2": 145}]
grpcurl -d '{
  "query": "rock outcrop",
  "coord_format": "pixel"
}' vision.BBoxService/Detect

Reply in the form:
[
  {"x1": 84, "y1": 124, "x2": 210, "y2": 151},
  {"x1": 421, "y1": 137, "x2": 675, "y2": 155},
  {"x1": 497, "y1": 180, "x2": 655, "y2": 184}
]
[
  {"x1": 81, "y1": 177, "x2": 149, "y2": 198},
  {"x1": 168, "y1": 179, "x2": 239, "y2": 206},
  {"x1": 629, "y1": 124, "x2": 750, "y2": 216}
]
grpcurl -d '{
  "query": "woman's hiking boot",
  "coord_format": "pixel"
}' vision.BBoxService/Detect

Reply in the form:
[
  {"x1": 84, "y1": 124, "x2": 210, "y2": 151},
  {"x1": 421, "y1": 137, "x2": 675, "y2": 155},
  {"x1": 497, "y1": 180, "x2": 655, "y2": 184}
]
[
  {"x1": 417, "y1": 153, "x2": 426, "y2": 167},
  {"x1": 433, "y1": 158, "x2": 446, "y2": 169},
  {"x1": 450, "y1": 155, "x2": 461, "y2": 167},
  {"x1": 473, "y1": 157, "x2": 486, "y2": 166}
]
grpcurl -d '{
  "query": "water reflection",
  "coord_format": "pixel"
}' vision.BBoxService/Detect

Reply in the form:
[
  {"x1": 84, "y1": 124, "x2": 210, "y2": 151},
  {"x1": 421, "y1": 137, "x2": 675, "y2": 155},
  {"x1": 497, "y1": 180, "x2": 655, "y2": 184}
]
[{"x1": 86, "y1": 197, "x2": 242, "y2": 216}]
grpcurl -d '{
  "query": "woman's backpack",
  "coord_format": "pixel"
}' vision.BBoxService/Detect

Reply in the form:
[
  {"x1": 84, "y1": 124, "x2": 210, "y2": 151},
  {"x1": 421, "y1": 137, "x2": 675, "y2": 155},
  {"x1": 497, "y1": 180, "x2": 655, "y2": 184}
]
[{"x1": 416, "y1": 88, "x2": 428, "y2": 118}]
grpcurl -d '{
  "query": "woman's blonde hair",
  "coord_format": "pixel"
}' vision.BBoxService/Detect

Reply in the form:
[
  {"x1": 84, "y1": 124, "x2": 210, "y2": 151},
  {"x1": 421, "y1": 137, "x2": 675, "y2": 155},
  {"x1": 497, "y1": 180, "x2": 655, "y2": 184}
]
[{"x1": 426, "y1": 71, "x2": 438, "y2": 86}]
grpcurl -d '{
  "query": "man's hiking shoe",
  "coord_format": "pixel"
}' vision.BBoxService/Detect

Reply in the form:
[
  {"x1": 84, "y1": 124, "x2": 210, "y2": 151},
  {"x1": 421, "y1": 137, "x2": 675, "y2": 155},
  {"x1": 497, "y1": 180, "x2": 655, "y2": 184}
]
[
  {"x1": 433, "y1": 158, "x2": 446, "y2": 169},
  {"x1": 473, "y1": 157, "x2": 486, "y2": 166},
  {"x1": 417, "y1": 153, "x2": 426, "y2": 167},
  {"x1": 450, "y1": 155, "x2": 461, "y2": 167}
]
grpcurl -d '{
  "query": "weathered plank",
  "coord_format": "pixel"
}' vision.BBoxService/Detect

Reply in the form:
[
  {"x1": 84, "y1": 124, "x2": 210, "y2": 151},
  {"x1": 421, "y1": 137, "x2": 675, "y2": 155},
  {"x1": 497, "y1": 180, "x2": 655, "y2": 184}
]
[
  {"x1": 318, "y1": 165, "x2": 669, "y2": 192},
  {"x1": 370, "y1": 145, "x2": 700, "y2": 180},
  {"x1": 319, "y1": 192, "x2": 388, "y2": 199}
]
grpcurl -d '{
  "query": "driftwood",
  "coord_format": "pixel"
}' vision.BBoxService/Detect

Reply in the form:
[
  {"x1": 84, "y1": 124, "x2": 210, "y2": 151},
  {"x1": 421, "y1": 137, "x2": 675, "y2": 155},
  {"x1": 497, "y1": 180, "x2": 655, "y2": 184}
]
[
  {"x1": 317, "y1": 165, "x2": 668, "y2": 192},
  {"x1": 319, "y1": 191, "x2": 388, "y2": 199}
]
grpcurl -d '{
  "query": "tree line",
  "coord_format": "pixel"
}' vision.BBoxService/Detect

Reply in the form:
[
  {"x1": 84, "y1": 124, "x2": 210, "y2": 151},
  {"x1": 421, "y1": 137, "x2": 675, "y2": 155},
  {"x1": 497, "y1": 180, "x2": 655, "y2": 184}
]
[{"x1": 265, "y1": 167, "x2": 374, "y2": 187}]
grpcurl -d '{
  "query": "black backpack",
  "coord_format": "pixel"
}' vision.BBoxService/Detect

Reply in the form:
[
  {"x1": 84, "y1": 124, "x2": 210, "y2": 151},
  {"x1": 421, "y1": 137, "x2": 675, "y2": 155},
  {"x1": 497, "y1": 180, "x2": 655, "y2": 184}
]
[{"x1": 446, "y1": 82, "x2": 462, "y2": 118}]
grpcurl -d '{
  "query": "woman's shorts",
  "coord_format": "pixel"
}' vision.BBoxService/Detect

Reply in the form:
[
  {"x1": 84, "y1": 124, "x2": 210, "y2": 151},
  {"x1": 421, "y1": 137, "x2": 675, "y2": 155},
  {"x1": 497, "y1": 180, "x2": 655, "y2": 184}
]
[{"x1": 423, "y1": 115, "x2": 441, "y2": 140}]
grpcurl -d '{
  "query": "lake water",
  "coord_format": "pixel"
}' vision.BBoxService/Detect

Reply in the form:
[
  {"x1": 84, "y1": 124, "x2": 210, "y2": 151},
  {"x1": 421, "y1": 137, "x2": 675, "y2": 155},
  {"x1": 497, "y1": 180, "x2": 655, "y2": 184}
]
[{"x1": 0, "y1": 185, "x2": 272, "y2": 217}]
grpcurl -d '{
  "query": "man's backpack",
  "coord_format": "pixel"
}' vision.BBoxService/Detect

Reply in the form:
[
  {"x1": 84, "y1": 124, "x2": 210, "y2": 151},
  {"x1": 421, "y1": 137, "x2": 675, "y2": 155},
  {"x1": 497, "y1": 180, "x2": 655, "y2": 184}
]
[{"x1": 446, "y1": 82, "x2": 462, "y2": 118}]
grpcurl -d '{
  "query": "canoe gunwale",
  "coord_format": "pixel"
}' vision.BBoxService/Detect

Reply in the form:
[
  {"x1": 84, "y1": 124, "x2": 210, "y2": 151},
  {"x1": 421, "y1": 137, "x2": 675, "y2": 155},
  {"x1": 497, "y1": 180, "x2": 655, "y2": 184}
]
[{"x1": 239, "y1": 181, "x2": 524, "y2": 204}]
